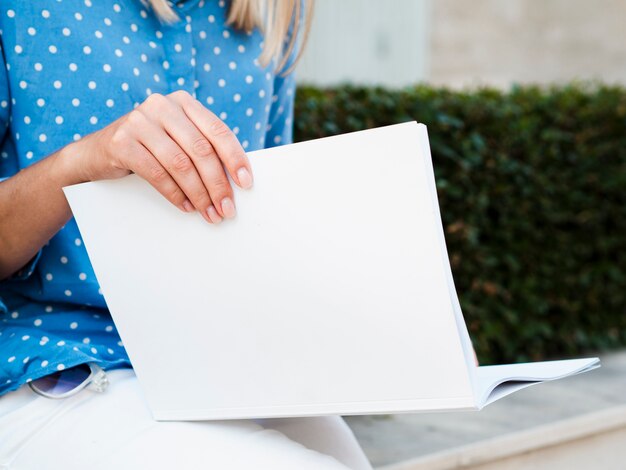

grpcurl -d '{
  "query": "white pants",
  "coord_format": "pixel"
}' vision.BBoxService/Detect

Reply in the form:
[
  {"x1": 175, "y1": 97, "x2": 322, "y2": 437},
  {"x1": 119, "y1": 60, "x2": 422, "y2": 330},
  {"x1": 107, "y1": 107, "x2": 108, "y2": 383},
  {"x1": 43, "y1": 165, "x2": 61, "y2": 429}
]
[{"x1": 0, "y1": 369, "x2": 372, "y2": 470}]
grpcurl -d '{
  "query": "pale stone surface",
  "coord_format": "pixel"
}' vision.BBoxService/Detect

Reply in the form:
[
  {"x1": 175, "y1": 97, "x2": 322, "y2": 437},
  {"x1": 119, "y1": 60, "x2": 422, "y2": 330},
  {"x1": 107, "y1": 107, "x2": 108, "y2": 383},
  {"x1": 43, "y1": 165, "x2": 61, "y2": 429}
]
[
  {"x1": 346, "y1": 351, "x2": 626, "y2": 467},
  {"x1": 461, "y1": 426, "x2": 626, "y2": 470},
  {"x1": 430, "y1": 0, "x2": 626, "y2": 88}
]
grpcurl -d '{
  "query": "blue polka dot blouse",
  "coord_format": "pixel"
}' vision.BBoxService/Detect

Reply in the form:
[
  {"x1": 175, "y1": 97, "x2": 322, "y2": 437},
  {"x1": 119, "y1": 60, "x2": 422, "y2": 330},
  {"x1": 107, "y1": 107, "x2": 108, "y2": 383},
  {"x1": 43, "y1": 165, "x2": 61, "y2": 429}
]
[{"x1": 0, "y1": 0, "x2": 297, "y2": 395}]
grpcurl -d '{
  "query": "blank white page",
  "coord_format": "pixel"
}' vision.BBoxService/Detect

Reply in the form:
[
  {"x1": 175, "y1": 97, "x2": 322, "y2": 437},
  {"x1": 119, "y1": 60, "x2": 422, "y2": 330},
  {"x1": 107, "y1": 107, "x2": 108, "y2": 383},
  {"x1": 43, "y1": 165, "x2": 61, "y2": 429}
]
[
  {"x1": 417, "y1": 125, "x2": 479, "y2": 392},
  {"x1": 64, "y1": 122, "x2": 475, "y2": 420}
]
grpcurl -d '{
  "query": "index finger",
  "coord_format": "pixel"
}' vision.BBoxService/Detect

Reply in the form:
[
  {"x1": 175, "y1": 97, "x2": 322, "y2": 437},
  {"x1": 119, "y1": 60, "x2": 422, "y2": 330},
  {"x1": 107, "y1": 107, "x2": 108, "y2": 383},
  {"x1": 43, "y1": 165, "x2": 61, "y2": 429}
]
[{"x1": 169, "y1": 91, "x2": 253, "y2": 190}]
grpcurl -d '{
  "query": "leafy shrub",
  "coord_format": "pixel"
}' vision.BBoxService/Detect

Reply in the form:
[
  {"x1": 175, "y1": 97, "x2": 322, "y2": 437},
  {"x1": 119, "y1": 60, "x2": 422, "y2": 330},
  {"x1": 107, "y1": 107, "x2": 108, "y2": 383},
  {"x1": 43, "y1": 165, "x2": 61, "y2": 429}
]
[{"x1": 294, "y1": 84, "x2": 626, "y2": 364}]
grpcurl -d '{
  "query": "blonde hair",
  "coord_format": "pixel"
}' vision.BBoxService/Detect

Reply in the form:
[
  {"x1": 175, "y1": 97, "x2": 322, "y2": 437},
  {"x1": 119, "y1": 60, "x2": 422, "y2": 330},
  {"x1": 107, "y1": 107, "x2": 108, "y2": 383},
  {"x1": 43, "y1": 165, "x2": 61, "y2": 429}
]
[{"x1": 148, "y1": 0, "x2": 313, "y2": 74}]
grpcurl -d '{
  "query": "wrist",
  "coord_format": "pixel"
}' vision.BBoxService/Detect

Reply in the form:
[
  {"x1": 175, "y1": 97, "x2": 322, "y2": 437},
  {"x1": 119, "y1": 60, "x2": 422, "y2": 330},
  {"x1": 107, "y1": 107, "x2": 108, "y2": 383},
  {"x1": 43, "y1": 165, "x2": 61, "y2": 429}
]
[{"x1": 53, "y1": 138, "x2": 95, "y2": 187}]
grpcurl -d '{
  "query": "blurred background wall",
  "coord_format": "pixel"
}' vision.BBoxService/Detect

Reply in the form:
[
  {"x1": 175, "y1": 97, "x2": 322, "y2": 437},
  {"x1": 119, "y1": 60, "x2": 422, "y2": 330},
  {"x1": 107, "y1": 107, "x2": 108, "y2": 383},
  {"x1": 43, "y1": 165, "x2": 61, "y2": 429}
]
[
  {"x1": 296, "y1": 0, "x2": 431, "y2": 87},
  {"x1": 298, "y1": 0, "x2": 626, "y2": 88}
]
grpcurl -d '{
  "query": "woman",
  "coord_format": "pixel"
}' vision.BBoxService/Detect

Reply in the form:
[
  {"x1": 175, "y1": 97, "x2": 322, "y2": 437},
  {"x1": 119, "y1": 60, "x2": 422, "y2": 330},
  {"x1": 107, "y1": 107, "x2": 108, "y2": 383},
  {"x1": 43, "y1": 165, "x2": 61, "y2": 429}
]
[{"x1": 0, "y1": 1, "x2": 372, "y2": 468}]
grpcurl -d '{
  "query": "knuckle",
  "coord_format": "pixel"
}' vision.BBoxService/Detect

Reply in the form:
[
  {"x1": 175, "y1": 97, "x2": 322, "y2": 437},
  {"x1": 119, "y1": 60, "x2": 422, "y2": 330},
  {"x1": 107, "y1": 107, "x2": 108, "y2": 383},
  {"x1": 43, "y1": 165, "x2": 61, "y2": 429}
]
[
  {"x1": 194, "y1": 193, "x2": 212, "y2": 209},
  {"x1": 191, "y1": 137, "x2": 216, "y2": 159},
  {"x1": 169, "y1": 90, "x2": 191, "y2": 102},
  {"x1": 229, "y1": 148, "x2": 247, "y2": 163},
  {"x1": 170, "y1": 152, "x2": 194, "y2": 172},
  {"x1": 110, "y1": 127, "x2": 130, "y2": 148},
  {"x1": 148, "y1": 164, "x2": 168, "y2": 183},
  {"x1": 143, "y1": 92, "x2": 165, "y2": 108},
  {"x1": 143, "y1": 93, "x2": 171, "y2": 114},
  {"x1": 126, "y1": 109, "x2": 145, "y2": 127},
  {"x1": 209, "y1": 176, "x2": 231, "y2": 194},
  {"x1": 167, "y1": 186, "x2": 185, "y2": 204},
  {"x1": 209, "y1": 118, "x2": 231, "y2": 137}
]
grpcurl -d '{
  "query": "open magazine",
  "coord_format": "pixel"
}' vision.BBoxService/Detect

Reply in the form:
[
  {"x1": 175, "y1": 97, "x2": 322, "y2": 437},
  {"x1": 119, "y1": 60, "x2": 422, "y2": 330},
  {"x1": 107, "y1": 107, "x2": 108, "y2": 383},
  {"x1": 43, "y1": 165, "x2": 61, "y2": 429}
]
[{"x1": 64, "y1": 122, "x2": 599, "y2": 420}]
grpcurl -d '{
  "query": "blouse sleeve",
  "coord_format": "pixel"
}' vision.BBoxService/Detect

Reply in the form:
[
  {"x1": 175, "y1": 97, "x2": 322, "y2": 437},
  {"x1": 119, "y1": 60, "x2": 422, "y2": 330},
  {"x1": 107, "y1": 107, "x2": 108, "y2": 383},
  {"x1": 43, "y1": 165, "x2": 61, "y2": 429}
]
[
  {"x1": 264, "y1": 3, "x2": 306, "y2": 148},
  {"x1": 264, "y1": 68, "x2": 296, "y2": 148},
  {"x1": 0, "y1": 39, "x2": 41, "y2": 287},
  {"x1": 0, "y1": 40, "x2": 9, "y2": 313},
  {"x1": 0, "y1": 38, "x2": 16, "y2": 180}
]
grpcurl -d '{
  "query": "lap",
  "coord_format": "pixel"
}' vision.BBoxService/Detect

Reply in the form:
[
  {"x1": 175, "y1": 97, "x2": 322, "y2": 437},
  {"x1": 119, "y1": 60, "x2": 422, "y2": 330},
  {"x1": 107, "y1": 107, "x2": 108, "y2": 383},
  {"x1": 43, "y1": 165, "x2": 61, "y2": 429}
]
[{"x1": 0, "y1": 369, "x2": 371, "y2": 470}]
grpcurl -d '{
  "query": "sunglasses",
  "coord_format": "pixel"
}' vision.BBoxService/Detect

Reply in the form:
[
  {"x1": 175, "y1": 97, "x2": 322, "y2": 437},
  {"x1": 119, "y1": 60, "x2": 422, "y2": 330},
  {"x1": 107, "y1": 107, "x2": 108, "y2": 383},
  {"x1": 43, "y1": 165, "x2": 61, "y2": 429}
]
[{"x1": 28, "y1": 363, "x2": 109, "y2": 399}]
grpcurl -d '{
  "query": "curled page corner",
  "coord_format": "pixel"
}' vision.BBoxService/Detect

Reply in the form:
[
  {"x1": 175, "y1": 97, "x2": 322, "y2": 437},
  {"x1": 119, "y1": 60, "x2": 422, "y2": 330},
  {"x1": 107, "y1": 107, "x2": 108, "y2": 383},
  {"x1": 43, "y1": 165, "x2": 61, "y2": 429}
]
[{"x1": 475, "y1": 357, "x2": 601, "y2": 409}]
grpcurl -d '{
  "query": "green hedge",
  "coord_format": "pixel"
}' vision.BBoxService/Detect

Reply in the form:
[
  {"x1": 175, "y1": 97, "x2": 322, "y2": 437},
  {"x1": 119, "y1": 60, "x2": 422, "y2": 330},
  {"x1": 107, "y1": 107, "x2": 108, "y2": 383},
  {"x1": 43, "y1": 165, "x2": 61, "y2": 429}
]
[{"x1": 294, "y1": 84, "x2": 626, "y2": 364}]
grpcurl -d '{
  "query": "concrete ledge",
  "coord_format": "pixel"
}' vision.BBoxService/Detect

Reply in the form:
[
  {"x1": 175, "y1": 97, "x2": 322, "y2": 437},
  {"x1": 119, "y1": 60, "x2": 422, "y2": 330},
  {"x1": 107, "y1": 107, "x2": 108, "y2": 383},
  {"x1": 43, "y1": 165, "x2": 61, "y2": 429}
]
[{"x1": 379, "y1": 404, "x2": 626, "y2": 470}]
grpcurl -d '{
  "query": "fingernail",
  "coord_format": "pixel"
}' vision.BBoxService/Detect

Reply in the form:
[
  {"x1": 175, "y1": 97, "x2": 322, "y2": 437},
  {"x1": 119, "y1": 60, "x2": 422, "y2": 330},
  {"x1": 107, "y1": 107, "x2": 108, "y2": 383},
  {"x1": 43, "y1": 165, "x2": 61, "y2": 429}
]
[
  {"x1": 221, "y1": 197, "x2": 236, "y2": 219},
  {"x1": 182, "y1": 200, "x2": 194, "y2": 212},
  {"x1": 237, "y1": 167, "x2": 253, "y2": 189},
  {"x1": 207, "y1": 205, "x2": 222, "y2": 224}
]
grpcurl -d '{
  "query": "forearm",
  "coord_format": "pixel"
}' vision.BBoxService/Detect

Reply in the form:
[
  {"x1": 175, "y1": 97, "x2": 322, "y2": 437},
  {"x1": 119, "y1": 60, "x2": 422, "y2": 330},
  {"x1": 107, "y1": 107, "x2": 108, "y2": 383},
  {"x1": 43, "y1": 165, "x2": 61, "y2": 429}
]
[{"x1": 0, "y1": 142, "x2": 85, "y2": 280}]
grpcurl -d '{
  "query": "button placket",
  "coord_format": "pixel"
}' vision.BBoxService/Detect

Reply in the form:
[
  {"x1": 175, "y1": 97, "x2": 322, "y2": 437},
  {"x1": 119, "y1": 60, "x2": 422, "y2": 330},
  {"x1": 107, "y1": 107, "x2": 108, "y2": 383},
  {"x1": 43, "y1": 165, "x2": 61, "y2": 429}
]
[{"x1": 161, "y1": 14, "x2": 196, "y2": 96}]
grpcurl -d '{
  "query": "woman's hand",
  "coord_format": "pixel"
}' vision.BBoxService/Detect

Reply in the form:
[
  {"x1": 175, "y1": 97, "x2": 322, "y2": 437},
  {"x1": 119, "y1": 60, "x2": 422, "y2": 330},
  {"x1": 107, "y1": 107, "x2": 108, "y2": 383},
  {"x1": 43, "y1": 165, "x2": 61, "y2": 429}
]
[
  {"x1": 1, "y1": 90, "x2": 250, "y2": 277},
  {"x1": 72, "y1": 90, "x2": 253, "y2": 224}
]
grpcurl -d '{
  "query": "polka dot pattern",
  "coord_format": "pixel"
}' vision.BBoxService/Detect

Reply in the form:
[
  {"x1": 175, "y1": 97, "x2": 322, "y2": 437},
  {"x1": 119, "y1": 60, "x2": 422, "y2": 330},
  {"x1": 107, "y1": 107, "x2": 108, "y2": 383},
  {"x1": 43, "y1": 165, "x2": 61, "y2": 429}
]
[{"x1": 0, "y1": 0, "x2": 299, "y2": 396}]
